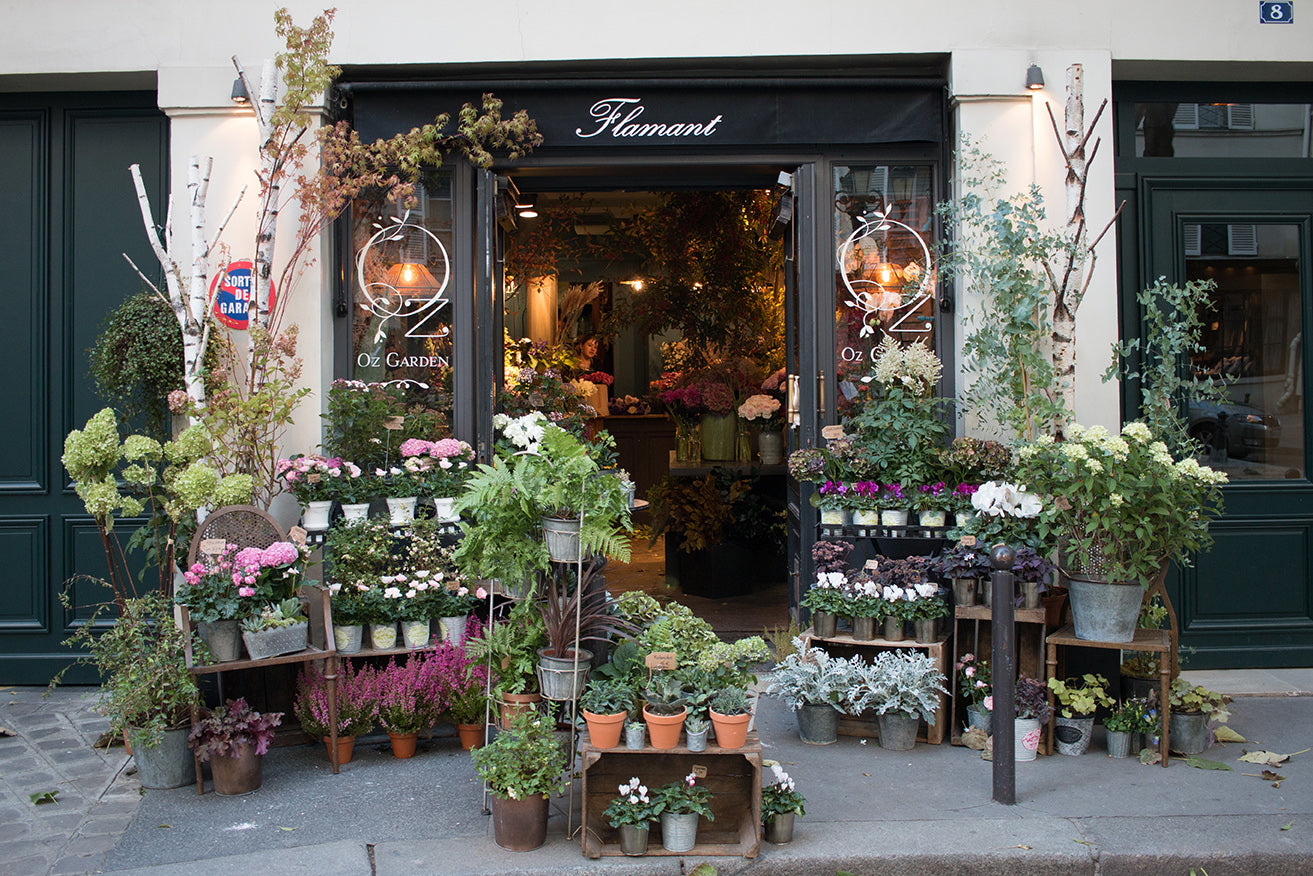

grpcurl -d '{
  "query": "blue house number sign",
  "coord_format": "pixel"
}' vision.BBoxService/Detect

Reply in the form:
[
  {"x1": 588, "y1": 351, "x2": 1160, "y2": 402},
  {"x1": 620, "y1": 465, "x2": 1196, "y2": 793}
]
[{"x1": 1260, "y1": 1, "x2": 1293, "y2": 23}]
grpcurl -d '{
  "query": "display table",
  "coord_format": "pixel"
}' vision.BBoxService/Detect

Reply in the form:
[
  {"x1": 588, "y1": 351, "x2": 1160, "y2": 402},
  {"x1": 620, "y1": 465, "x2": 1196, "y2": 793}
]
[
  {"x1": 580, "y1": 734, "x2": 762, "y2": 858},
  {"x1": 1044, "y1": 624, "x2": 1172, "y2": 766},
  {"x1": 802, "y1": 628, "x2": 950, "y2": 744}
]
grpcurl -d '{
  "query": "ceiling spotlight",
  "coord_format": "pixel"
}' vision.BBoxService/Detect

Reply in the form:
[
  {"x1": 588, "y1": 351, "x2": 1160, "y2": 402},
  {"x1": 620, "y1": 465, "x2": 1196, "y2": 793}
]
[
  {"x1": 515, "y1": 194, "x2": 537, "y2": 219},
  {"x1": 230, "y1": 77, "x2": 250, "y2": 105},
  {"x1": 1025, "y1": 64, "x2": 1045, "y2": 91}
]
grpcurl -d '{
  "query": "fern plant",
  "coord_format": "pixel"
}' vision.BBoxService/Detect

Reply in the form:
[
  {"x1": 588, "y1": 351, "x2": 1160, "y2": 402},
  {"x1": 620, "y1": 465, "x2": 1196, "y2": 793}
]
[{"x1": 851, "y1": 650, "x2": 946, "y2": 724}]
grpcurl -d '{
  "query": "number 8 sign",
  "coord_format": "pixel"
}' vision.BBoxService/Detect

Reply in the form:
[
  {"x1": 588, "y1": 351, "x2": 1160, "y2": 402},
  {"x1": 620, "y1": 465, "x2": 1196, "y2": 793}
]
[{"x1": 1260, "y1": 1, "x2": 1293, "y2": 23}]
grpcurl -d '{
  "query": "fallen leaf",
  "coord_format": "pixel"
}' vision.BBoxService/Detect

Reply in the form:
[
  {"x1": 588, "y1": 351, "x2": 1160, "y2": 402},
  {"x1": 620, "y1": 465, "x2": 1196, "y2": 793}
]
[
  {"x1": 157, "y1": 824, "x2": 171, "y2": 829},
  {"x1": 861, "y1": 772, "x2": 870, "y2": 777},
  {"x1": 29, "y1": 791, "x2": 58, "y2": 805},
  {"x1": 688, "y1": 865, "x2": 718, "y2": 876},
  {"x1": 1240, "y1": 750, "x2": 1293, "y2": 767},
  {"x1": 998, "y1": 844, "x2": 1031, "y2": 850},
  {"x1": 1281, "y1": 822, "x2": 1293, "y2": 831},
  {"x1": 0, "y1": 725, "x2": 14, "y2": 738},
  {"x1": 278, "y1": 826, "x2": 298, "y2": 832},
  {"x1": 1139, "y1": 749, "x2": 1162, "y2": 766},
  {"x1": 1073, "y1": 839, "x2": 1094, "y2": 846},
  {"x1": 1213, "y1": 726, "x2": 1247, "y2": 743},
  {"x1": 1185, "y1": 756, "x2": 1232, "y2": 771}
]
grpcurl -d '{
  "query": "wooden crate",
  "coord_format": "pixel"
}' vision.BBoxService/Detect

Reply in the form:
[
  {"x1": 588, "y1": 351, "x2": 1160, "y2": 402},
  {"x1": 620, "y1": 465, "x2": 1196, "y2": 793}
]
[
  {"x1": 802, "y1": 630, "x2": 950, "y2": 744},
  {"x1": 580, "y1": 735, "x2": 762, "y2": 859},
  {"x1": 949, "y1": 606, "x2": 1047, "y2": 746}
]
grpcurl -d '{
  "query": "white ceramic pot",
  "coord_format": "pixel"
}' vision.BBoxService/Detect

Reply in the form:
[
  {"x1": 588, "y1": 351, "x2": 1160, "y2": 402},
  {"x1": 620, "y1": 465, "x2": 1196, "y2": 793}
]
[
  {"x1": 386, "y1": 497, "x2": 417, "y2": 526},
  {"x1": 819, "y1": 508, "x2": 850, "y2": 526},
  {"x1": 300, "y1": 500, "x2": 333, "y2": 531},
  {"x1": 853, "y1": 509, "x2": 881, "y2": 527},
  {"x1": 341, "y1": 502, "x2": 371, "y2": 523},
  {"x1": 1015, "y1": 717, "x2": 1042, "y2": 762},
  {"x1": 370, "y1": 622, "x2": 399, "y2": 650},
  {"x1": 432, "y1": 496, "x2": 460, "y2": 523},
  {"x1": 880, "y1": 508, "x2": 909, "y2": 527}
]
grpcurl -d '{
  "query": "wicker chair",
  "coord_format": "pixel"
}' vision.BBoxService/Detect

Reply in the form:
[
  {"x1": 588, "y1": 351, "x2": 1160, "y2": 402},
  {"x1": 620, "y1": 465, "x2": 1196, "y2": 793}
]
[{"x1": 186, "y1": 504, "x2": 288, "y2": 568}]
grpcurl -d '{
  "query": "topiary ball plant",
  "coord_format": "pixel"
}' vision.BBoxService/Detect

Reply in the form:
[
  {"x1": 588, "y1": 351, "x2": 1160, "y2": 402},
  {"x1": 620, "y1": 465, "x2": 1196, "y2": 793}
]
[{"x1": 88, "y1": 291, "x2": 184, "y2": 442}]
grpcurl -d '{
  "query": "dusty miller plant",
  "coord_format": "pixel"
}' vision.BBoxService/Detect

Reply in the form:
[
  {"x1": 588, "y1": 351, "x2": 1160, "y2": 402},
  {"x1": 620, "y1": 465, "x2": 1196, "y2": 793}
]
[
  {"x1": 850, "y1": 650, "x2": 946, "y2": 723},
  {"x1": 938, "y1": 145, "x2": 1070, "y2": 441},
  {"x1": 765, "y1": 639, "x2": 865, "y2": 713}
]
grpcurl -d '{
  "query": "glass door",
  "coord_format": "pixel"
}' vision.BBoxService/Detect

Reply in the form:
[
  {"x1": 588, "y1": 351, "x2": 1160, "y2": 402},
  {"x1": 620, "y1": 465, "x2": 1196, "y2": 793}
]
[{"x1": 1146, "y1": 182, "x2": 1313, "y2": 667}]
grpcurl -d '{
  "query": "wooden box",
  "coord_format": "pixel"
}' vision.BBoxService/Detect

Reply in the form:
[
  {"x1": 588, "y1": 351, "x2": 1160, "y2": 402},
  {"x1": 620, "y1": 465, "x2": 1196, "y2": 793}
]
[
  {"x1": 802, "y1": 629, "x2": 950, "y2": 744},
  {"x1": 580, "y1": 735, "x2": 762, "y2": 858}
]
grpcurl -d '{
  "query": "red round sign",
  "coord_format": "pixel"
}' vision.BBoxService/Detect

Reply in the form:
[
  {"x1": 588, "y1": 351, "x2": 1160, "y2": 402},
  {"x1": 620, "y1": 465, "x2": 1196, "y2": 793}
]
[{"x1": 211, "y1": 260, "x2": 276, "y2": 330}]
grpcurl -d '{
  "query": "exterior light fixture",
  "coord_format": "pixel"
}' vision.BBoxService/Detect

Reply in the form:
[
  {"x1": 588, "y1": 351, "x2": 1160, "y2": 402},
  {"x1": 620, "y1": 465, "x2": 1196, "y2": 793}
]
[
  {"x1": 230, "y1": 77, "x2": 250, "y2": 104},
  {"x1": 1025, "y1": 64, "x2": 1045, "y2": 91},
  {"x1": 514, "y1": 194, "x2": 537, "y2": 219}
]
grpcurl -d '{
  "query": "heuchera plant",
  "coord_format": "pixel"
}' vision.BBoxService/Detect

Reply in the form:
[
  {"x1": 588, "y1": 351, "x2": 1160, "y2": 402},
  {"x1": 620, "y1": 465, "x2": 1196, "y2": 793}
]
[{"x1": 187, "y1": 698, "x2": 282, "y2": 761}]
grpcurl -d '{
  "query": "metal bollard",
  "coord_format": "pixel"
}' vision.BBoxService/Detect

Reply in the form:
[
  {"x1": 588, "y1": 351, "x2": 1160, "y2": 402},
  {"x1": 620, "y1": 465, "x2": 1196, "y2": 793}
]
[{"x1": 990, "y1": 543, "x2": 1016, "y2": 805}]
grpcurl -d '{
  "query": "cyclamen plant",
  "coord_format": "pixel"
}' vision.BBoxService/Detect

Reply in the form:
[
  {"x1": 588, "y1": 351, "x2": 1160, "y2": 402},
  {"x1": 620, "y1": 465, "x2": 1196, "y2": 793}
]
[
  {"x1": 761, "y1": 762, "x2": 806, "y2": 820},
  {"x1": 654, "y1": 772, "x2": 715, "y2": 819},
  {"x1": 802, "y1": 572, "x2": 848, "y2": 616},
  {"x1": 604, "y1": 777, "x2": 661, "y2": 828}
]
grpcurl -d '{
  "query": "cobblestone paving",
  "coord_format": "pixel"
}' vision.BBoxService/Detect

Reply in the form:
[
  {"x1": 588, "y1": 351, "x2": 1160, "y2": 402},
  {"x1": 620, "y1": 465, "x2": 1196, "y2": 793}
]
[{"x1": 1, "y1": 687, "x2": 139, "y2": 876}]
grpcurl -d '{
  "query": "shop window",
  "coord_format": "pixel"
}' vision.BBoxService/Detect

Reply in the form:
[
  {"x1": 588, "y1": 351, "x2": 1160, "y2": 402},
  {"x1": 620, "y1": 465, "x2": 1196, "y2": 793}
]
[
  {"x1": 346, "y1": 170, "x2": 454, "y2": 425},
  {"x1": 832, "y1": 164, "x2": 936, "y2": 406}
]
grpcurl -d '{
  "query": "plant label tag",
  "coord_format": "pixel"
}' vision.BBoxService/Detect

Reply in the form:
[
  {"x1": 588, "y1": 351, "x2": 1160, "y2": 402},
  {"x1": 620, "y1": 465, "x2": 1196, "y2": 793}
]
[
  {"x1": 199, "y1": 538, "x2": 227, "y2": 557},
  {"x1": 384, "y1": 416, "x2": 405, "y2": 430},
  {"x1": 821, "y1": 425, "x2": 845, "y2": 440},
  {"x1": 864, "y1": 559, "x2": 880, "y2": 571},
  {"x1": 691, "y1": 765, "x2": 707, "y2": 779},
  {"x1": 306, "y1": 472, "x2": 321, "y2": 483},
  {"x1": 645, "y1": 652, "x2": 678, "y2": 670},
  {"x1": 960, "y1": 535, "x2": 977, "y2": 547},
  {"x1": 289, "y1": 526, "x2": 308, "y2": 547}
]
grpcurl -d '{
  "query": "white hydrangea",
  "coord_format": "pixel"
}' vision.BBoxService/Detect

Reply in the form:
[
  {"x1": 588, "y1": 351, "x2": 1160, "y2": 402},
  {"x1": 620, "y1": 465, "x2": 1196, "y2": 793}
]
[{"x1": 1122, "y1": 422, "x2": 1152, "y2": 443}]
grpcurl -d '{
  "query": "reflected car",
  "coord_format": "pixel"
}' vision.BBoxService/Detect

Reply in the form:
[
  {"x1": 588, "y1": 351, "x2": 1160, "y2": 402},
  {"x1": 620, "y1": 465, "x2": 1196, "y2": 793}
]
[{"x1": 1187, "y1": 400, "x2": 1282, "y2": 459}]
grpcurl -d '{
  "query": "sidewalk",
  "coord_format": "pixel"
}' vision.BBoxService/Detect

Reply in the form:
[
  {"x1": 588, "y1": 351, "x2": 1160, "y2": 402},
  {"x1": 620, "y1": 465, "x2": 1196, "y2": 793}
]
[{"x1": 3, "y1": 675, "x2": 1311, "y2": 876}]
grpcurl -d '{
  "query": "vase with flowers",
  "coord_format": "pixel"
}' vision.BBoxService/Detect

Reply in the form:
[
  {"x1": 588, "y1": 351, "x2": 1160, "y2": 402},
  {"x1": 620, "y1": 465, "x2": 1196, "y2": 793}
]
[
  {"x1": 955, "y1": 653, "x2": 992, "y2": 733},
  {"x1": 738, "y1": 393, "x2": 784, "y2": 463},
  {"x1": 401, "y1": 437, "x2": 475, "y2": 522},
  {"x1": 654, "y1": 772, "x2": 715, "y2": 852},
  {"x1": 761, "y1": 762, "x2": 806, "y2": 844},
  {"x1": 276, "y1": 454, "x2": 358, "y2": 530},
  {"x1": 187, "y1": 698, "x2": 282, "y2": 795},
  {"x1": 1015, "y1": 422, "x2": 1227, "y2": 642},
  {"x1": 175, "y1": 546, "x2": 245, "y2": 662}
]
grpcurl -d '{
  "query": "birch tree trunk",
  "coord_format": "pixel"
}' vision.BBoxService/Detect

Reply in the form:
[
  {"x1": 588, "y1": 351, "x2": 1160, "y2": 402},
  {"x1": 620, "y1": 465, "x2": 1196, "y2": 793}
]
[
  {"x1": 250, "y1": 58, "x2": 279, "y2": 378},
  {"x1": 1051, "y1": 64, "x2": 1087, "y2": 424}
]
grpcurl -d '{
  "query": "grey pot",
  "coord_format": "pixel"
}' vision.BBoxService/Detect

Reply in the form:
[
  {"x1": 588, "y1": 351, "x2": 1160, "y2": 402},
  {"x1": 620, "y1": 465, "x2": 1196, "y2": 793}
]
[
  {"x1": 618, "y1": 823, "x2": 650, "y2": 856},
  {"x1": 541, "y1": 516, "x2": 582, "y2": 563},
  {"x1": 1106, "y1": 728, "x2": 1133, "y2": 758},
  {"x1": 952, "y1": 578, "x2": 977, "y2": 606},
  {"x1": 883, "y1": 616, "x2": 906, "y2": 641},
  {"x1": 1054, "y1": 715, "x2": 1095, "y2": 755},
  {"x1": 1068, "y1": 576, "x2": 1143, "y2": 643},
  {"x1": 1021, "y1": 580, "x2": 1042, "y2": 610},
  {"x1": 129, "y1": 726, "x2": 192, "y2": 790},
  {"x1": 1169, "y1": 710, "x2": 1211, "y2": 755},
  {"x1": 965, "y1": 703, "x2": 992, "y2": 734},
  {"x1": 685, "y1": 726, "x2": 709, "y2": 752},
  {"x1": 812, "y1": 611, "x2": 837, "y2": 638},
  {"x1": 197, "y1": 619, "x2": 242, "y2": 662},
  {"x1": 851, "y1": 616, "x2": 876, "y2": 641},
  {"x1": 764, "y1": 812, "x2": 795, "y2": 844},
  {"x1": 796, "y1": 702, "x2": 839, "y2": 745},
  {"x1": 660, "y1": 811, "x2": 699, "y2": 852},
  {"x1": 913, "y1": 617, "x2": 937, "y2": 643},
  {"x1": 876, "y1": 711, "x2": 918, "y2": 751},
  {"x1": 536, "y1": 647, "x2": 592, "y2": 701},
  {"x1": 241, "y1": 621, "x2": 308, "y2": 661},
  {"x1": 624, "y1": 723, "x2": 646, "y2": 749}
]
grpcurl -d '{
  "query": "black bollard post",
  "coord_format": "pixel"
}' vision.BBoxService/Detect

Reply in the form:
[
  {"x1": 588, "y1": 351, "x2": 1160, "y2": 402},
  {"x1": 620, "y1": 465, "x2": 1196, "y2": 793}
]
[{"x1": 990, "y1": 542, "x2": 1016, "y2": 805}]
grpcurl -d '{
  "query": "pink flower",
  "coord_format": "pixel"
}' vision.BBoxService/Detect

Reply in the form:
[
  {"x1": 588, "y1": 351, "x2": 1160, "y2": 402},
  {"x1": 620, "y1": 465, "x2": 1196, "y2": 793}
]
[
  {"x1": 238, "y1": 586, "x2": 256, "y2": 597},
  {"x1": 964, "y1": 666, "x2": 975, "y2": 678},
  {"x1": 400, "y1": 438, "x2": 433, "y2": 458},
  {"x1": 983, "y1": 696, "x2": 993, "y2": 711},
  {"x1": 260, "y1": 542, "x2": 300, "y2": 568},
  {"x1": 476, "y1": 587, "x2": 487, "y2": 600}
]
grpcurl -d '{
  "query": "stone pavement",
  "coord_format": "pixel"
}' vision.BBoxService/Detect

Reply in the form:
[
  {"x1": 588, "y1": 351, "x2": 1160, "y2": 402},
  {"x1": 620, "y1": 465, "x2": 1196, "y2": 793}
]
[
  {"x1": 0, "y1": 687, "x2": 140, "y2": 876},
  {"x1": 3, "y1": 674, "x2": 1312, "y2": 876}
]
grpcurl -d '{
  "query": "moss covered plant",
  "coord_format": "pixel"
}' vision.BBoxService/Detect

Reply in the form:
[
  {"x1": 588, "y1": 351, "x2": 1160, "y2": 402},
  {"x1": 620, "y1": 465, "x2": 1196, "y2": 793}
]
[{"x1": 88, "y1": 291, "x2": 184, "y2": 442}]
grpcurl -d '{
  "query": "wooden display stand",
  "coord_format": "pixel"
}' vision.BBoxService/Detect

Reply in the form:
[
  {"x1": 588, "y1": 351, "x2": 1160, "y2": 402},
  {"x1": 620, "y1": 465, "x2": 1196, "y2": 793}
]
[
  {"x1": 1045, "y1": 624, "x2": 1173, "y2": 767},
  {"x1": 802, "y1": 629, "x2": 950, "y2": 744},
  {"x1": 580, "y1": 734, "x2": 762, "y2": 859},
  {"x1": 949, "y1": 605, "x2": 1048, "y2": 746}
]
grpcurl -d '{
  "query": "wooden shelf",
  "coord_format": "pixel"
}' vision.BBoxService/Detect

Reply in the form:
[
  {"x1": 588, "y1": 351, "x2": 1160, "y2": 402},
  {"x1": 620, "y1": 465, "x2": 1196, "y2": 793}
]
[
  {"x1": 580, "y1": 735, "x2": 762, "y2": 859},
  {"x1": 801, "y1": 629, "x2": 950, "y2": 744},
  {"x1": 186, "y1": 643, "x2": 334, "y2": 676},
  {"x1": 668, "y1": 450, "x2": 787, "y2": 477},
  {"x1": 954, "y1": 605, "x2": 1046, "y2": 624}
]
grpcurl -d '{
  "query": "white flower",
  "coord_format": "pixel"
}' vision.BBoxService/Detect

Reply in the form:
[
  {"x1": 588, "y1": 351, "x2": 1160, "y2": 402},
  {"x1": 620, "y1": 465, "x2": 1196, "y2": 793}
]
[
  {"x1": 1122, "y1": 421, "x2": 1152, "y2": 443},
  {"x1": 628, "y1": 795, "x2": 639, "y2": 804},
  {"x1": 914, "y1": 582, "x2": 939, "y2": 599},
  {"x1": 328, "y1": 582, "x2": 341, "y2": 595},
  {"x1": 380, "y1": 575, "x2": 396, "y2": 584},
  {"x1": 405, "y1": 589, "x2": 417, "y2": 599},
  {"x1": 383, "y1": 586, "x2": 403, "y2": 599}
]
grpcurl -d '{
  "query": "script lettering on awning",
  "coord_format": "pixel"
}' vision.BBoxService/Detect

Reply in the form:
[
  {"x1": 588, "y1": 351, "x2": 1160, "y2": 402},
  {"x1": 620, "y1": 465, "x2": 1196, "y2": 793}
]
[{"x1": 575, "y1": 97, "x2": 724, "y2": 140}]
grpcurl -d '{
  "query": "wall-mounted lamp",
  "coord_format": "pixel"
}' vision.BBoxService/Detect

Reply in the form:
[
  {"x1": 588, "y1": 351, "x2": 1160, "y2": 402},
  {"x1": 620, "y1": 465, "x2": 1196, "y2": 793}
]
[
  {"x1": 1025, "y1": 64, "x2": 1045, "y2": 91},
  {"x1": 230, "y1": 77, "x2": 250, "y2": 104},
  {"x1": 515, "y1": 194, "x2": 537, "y2": 219}
]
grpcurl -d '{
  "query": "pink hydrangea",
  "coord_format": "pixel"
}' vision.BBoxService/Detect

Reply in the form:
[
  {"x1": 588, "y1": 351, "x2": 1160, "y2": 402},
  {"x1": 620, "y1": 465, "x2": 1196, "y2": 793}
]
[
  {"x1": 399, "y1": 438, "x2": 433, "y2": 458},
  {"x1": 260, "y1": 542, "x2": 300, "y2": 568},
  {"x1": 429, "y1": 438, "x2": 472, "y2": 460}
]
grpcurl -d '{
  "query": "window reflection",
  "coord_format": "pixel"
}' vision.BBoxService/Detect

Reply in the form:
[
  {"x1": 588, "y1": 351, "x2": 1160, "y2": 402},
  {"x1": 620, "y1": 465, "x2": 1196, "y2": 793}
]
[
  {"x1": 1187, "y1": 222, "x2": 1303, "y2": 479},
  {"x1": 1136, "y1": 102, "x2": 1313, "y2": 158}
]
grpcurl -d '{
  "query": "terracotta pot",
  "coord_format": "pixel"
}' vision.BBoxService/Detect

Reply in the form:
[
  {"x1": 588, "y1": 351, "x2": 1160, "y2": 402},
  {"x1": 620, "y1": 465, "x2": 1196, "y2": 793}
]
[
  {"x1": 642, "y1": 705, "x2": 687, "y2": 750},
  {"x1": 582, "y1": 709, "x2": 626, "y2": 749},
  {"x1": 457, "y1": 723, "x2": 484, "y2": 751},
  {"x1": 499, "y1": 692, "x2": 542, "y2": 729},
  {"x1": 491, "y1": 793, "x2": 549, "y2": 851},
  {"x1": 388, "y1": 731, "x2": 418, "y2": 759},
  {"x1": 325, "y1": 735, "x2": 356, "y2": 765},
  {"x1": 209, "y1": 741, "x2": 263, "y2": 795},
  {"x1": 709, "y1": 709, "x2": 751, "y2": 750}
]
